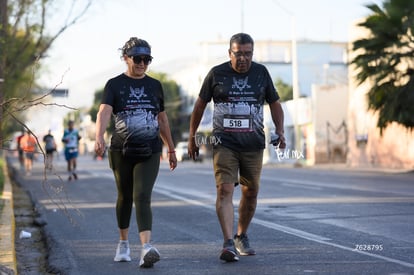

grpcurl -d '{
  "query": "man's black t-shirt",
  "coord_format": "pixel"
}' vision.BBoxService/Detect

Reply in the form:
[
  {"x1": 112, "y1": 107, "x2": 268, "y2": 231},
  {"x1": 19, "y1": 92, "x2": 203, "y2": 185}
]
[
  {"x1": 102, "y1": 73, "x2": 164, "y2": 152},
  {"x1": 199, "y1": 61, "x2": 279, "y2": 151}
]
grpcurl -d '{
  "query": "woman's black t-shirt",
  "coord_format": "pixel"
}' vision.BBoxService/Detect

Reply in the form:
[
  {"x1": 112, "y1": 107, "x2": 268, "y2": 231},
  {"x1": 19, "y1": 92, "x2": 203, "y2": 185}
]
[{"x1": 102, "y1": 73, "x2": 164, "y2": 152}]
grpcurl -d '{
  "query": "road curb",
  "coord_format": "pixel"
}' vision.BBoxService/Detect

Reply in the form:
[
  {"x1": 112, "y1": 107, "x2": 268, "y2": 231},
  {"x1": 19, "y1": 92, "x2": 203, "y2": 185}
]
[{"x1": 0, "y1": 158, "x2": 17, "y2": 274}]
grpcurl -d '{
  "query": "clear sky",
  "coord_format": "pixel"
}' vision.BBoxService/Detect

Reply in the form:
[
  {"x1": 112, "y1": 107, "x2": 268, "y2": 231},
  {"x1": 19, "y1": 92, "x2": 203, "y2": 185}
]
[{"x1": 39, "y1": 0, "x2": 382, "y2": 108}]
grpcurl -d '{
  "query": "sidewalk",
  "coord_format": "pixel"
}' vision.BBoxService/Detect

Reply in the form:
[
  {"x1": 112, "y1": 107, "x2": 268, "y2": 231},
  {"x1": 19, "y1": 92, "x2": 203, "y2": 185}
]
[{"x1": 0, "y1": 158, "x2": 17, "y2": 275}]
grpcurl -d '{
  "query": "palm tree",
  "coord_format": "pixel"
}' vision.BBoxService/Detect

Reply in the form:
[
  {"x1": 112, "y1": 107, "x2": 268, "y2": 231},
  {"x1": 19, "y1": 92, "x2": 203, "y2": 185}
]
[{"x1": 351, "y1": 0, "x2": 414, "y2": 133}]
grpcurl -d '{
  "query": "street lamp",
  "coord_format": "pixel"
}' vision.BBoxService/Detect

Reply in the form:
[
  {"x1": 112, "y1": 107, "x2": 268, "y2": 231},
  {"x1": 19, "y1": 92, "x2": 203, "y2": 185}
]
[
  {"x1": 240, "y1": 0, "x2": 245, "y2": 32},
  {"x1": 272, "y1": 1, "x2": 301, "y2": 158},
  {"x1": 290, "y1": 16, "x2": 301, "y2": 157}
]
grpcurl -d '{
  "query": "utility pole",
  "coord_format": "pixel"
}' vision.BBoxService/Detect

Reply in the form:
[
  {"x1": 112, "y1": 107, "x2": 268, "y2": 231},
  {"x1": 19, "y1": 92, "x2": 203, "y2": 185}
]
[
  {"x1": 290, "y1": 15, "x2": 301, "y2": 161},
  {"x1": 240, "y1": 0, "x2": 245, "y2": 32},
  {"x1": 0, "y1": 0, "x2": 8, "y2": 151},
  {"x1": 271, "y1": 0, "x2": 301, "y2": 160}
]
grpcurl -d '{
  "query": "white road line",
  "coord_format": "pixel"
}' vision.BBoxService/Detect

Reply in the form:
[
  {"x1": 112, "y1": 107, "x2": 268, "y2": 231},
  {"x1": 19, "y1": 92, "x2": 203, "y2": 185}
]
[
  {"x1": 155, "y1": 186, "x2": 215, "y2": 210},
  {"x1": 89, "y1": 171, "x2": 113, "y2": 179},
  {"x1": 261, "y1": 176, "x2": 414, "y2": 197},
  {"x1": 280, "y1": 182, "x2": 322, "y2": 190},
  {"x1": 155, "y1": 184, "x2": 414, "y2": 268},
  {"x1": 252, "y1": 218, "x2": 330, "y2": 241}
]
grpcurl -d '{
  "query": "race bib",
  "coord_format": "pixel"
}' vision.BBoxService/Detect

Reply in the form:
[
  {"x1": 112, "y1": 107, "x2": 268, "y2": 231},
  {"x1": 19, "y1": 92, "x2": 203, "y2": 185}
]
[
  {"x1": 68, "y1": 148, "x2": 78, "y2": 153},
  {"x1": 223, "y1": 114, "x2": 253, "y2": 132}
]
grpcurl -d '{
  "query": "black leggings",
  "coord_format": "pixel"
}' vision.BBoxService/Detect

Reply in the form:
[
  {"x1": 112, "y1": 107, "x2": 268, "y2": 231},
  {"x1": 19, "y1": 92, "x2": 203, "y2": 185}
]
[{"x1": 109, "y1": 150, "x2": 161, "y2": 232}]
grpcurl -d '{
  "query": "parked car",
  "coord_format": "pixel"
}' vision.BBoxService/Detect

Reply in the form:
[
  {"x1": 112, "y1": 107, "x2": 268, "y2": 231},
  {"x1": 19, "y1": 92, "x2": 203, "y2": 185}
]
[{"x1": 175, "y1": 141, "x2": 203, "y2": 162}]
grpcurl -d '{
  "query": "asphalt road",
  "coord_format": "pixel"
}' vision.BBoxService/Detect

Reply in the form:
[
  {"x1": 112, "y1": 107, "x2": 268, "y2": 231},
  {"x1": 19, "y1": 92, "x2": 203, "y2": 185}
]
[{"x1": 10, "y1": 155, "x2": 414, "y2": 275}]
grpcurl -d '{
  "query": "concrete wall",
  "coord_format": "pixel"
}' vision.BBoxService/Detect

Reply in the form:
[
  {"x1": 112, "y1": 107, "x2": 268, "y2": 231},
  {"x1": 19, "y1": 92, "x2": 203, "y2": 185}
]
[
  {"x1": 310, "y1": 84, "x2": 348, "y2": 164},
  {"x1": 347, "y1": 81, "x2": 414, "y2": 169}
]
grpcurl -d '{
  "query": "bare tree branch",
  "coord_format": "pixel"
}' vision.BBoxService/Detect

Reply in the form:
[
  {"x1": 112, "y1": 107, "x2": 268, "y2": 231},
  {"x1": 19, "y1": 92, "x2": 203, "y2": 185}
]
[{"x1": 38, "y1": 0, "x2": 92, "y2": 59}]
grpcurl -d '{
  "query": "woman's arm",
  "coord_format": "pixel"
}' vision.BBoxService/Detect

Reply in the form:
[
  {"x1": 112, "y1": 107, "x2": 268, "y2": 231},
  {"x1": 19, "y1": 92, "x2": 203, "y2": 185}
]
[
  {"x1": 95, "y1": 104, "x2": 113, "y2": 156},
  {"x1": 158, "y1": 111, "x2": 177, "y2": 170}
]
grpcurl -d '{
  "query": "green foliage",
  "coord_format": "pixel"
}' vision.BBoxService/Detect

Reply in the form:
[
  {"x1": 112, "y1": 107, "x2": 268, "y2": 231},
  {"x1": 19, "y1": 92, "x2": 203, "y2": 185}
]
[
  {"x1": 274, "y1": 77, "x2": 293, "y2": 101},
  {"x1": 1, "y1": 27, "x2": 42, "y2": 141},
  {"x1": 149, "y1": 72, "x2": 183, "y2": 143},
  {"x1": 63, "y1": 110, "x2": 82, "y2": 126},
  {"x1": 351, "y1": 0, "x2": 414, "y2": 133},
  {"x1": 88, "y1": 88, "x2": 114, "y2": 135},
  {"x1": 1, "y1": 0, "x2": 91, "y2": 143},
  {"x1": 89, "y1": 89, "x2": 103, "y2": 123}
]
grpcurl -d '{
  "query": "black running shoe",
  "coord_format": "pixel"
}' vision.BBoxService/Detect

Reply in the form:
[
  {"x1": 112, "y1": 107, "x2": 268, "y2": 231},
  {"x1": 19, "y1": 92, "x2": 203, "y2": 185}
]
[{"x1": 219, "y1": 239, "x2": 239, "y2": 262}]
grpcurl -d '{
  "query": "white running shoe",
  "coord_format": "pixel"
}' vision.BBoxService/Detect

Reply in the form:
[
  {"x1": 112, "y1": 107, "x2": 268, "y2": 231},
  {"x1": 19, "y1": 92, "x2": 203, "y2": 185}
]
[
  {"x1": 139, "y1": 244, "x2": 160, "y2": 268},
  {"x1": 114, "y1": 241, "x2": 131, "y2": 262}
]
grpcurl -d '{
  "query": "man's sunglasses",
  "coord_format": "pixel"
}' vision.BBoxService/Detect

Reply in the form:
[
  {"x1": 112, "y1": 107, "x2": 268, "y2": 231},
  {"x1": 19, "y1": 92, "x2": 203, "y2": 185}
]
[{"x1": 130, "y1": 55, "x2": 153, "y2": 65}]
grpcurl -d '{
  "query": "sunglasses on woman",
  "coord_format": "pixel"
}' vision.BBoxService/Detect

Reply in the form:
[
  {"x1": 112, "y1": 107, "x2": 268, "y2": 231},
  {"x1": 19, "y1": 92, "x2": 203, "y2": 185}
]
[{"x1": 130, "y1": 55, "x2": 152, "y2": 65}]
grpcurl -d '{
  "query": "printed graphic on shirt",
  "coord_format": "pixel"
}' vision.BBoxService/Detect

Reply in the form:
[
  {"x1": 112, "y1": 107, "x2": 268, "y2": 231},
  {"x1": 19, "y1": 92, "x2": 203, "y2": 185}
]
[
  {"x1": 232, "y1": 76, "x2": 251, "y2": 91},
  {"x1": 115, "y1": 85, "x2": 159, "y2": 141},
  {"x1": 129, "y1": 86, "x2": 146, "y2": 101},
  {"x1": 213, "y1": 76, "x2": 264, "y2": 133}
]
